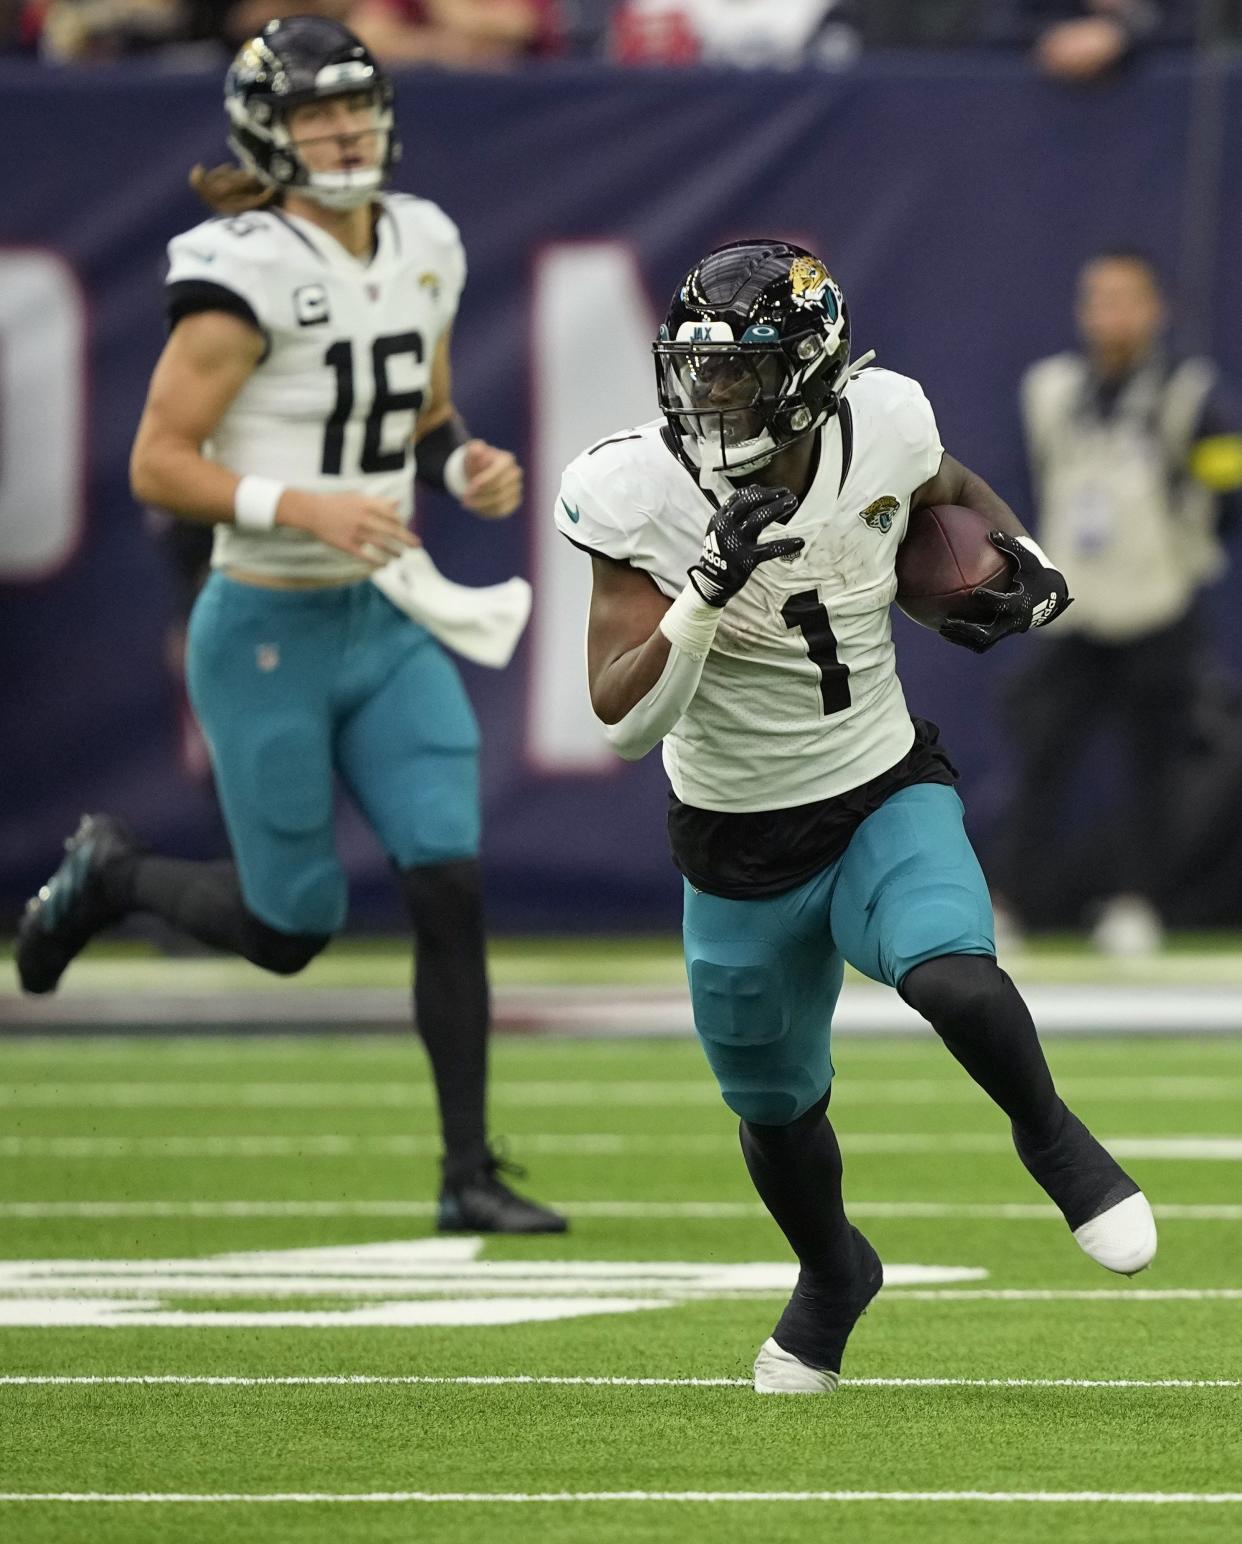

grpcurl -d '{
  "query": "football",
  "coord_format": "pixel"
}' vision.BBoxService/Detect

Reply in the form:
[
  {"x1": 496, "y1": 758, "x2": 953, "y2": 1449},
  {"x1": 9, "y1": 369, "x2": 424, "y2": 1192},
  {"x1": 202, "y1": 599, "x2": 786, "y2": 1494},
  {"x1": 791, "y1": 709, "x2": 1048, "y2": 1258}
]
[{"x1": 895, "y1": 503, "x2": 1013, "y2": 631}]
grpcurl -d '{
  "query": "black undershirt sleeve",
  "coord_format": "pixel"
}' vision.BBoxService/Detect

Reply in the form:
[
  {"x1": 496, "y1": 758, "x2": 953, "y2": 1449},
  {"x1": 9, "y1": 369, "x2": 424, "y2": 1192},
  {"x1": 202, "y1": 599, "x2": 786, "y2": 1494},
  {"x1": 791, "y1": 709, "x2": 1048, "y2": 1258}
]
[
  {"x1": 164, "y1": 280, "x2": 270, "y2": 362},
  {"x1": 563, "y1": 533, "x2": 630, "y2": 564}
]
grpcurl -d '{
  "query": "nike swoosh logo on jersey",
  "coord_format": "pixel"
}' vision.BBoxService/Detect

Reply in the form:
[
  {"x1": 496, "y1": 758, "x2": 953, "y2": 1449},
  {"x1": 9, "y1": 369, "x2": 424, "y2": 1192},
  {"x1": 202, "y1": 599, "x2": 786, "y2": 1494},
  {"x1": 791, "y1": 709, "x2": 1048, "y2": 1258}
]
[
  {"x1": 560, "y1": 498, "x2": 581, "y2": 524},
  {"x1": 187, "y1": 250, "x2": 216, "y2": 263}
]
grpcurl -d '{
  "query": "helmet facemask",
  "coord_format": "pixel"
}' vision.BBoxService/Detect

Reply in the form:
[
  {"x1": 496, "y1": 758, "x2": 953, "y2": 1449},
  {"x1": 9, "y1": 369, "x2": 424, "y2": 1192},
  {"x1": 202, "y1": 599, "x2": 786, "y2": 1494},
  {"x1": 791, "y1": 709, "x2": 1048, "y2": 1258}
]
[
  {"x1": 654, "y1": 242, "x2": 856, "y2": 487},
  {"x1": 226, "y1": 41, "x2": 398, "y2": 211},
  {"x1": 655, "y1": 314, "x2": 850, "y2": 480}
]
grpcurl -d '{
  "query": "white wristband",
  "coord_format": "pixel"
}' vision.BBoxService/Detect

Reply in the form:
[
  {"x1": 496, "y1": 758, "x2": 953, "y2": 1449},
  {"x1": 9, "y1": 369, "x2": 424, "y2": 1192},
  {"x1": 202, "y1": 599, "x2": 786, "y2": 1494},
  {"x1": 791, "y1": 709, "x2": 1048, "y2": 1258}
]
[
  {"x1": 234, "y1": 475, "x2": 285, "y2": 531},
  {"x1": 443, "y1": 444, "x2": 471, "y2": 501},
  {"x1": 658, "y1": 584, "x2": 723, "y2": 660}
]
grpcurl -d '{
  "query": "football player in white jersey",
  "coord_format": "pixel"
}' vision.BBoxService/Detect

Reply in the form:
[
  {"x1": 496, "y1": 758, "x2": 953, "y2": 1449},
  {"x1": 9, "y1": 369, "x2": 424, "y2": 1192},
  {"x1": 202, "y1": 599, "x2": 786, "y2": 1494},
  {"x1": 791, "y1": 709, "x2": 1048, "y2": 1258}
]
[
  {"x1": 556, "y1": 240, "x2": 1156, "y2": 1389},
  {"x1": 16, "y1": 16, "x2": 564, "y2": 1235}
]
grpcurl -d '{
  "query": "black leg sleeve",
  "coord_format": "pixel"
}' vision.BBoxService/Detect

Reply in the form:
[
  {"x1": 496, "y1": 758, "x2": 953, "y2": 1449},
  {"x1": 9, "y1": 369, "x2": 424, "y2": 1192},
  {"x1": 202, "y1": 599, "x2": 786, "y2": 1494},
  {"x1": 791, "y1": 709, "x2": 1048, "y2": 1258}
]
[
  {"x1": 740, "y1": 1091, "x2": 854, "y2": 1284},
  {"x1": 899, "y1": 954, "x2": 1062, "y2": 1145},
  {"x1": 398, "y1": 859, "x2": 491, "y2": 1179},
  {"x1": 123, "y1": 857, "x2": 328, "y2": 975}
]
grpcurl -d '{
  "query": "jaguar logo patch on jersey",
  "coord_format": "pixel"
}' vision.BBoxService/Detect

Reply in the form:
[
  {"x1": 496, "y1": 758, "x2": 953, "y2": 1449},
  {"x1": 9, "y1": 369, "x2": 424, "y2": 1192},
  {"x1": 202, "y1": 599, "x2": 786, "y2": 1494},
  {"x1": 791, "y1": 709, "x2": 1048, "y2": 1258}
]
[
  {"x1": 859, "y1": 496, "x2": 900, "y2": 534},
  {"x1": 293, "y1": 284, "x2": 330, "y2": 327}
]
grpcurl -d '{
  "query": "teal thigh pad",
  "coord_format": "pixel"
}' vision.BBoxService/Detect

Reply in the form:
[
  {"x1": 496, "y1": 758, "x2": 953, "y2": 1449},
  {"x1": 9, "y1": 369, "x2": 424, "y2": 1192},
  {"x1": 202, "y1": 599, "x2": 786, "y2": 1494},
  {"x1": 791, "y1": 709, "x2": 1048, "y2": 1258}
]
[
  {"x1": 830, "y1": 783, "x2": 995, "y2": 989},
  {"x1": 683, "y1": 882, "x2": 843, "y2": 1125},
  {"x1": 336, "y1": 599, "x2": 481, "y2": 869},
  {"x1": 185, "y1": 576, "x2": 348, "y2": 936}
]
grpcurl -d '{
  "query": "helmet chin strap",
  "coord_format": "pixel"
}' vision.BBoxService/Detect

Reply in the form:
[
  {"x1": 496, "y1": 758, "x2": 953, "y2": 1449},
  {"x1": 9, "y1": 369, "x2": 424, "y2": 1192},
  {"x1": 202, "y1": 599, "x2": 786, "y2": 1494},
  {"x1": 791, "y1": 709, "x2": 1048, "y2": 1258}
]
[
  {"x1": 256, "y1": 109, "x2": 390, "y2": 210},
  {"x1": 301, "y1": 167, "x2": 383, "y2": 210},
  {"x1": 673, "y1": 341, "x2": 877, "y2": 490},
  {"x1": 692, "y1": 428, "x2": 780, "y2": 485},
  {"x1": 686, "y1": 349, "x2": 877, "y2": 489},
  {"x1": 840, "y1": 349, "x2": 876, "y2": 384}
]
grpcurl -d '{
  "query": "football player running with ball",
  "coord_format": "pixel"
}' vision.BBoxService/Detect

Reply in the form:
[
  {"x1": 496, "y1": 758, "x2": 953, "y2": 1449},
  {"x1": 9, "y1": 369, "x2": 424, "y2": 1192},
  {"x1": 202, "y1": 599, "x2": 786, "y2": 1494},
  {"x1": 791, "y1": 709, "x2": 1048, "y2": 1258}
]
[
  {"x1": 556, "y1": 240, "x2": 1155, "y2": 1391},
  {"x1": 17, "y1": 17, "x2": 564, "y2": 1236}
]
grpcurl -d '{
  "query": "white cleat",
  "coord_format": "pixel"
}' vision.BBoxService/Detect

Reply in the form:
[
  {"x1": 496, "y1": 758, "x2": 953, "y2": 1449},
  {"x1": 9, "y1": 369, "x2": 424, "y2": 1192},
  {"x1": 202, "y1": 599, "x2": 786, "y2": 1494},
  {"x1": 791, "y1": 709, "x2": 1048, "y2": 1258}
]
[
  {"x1": 754, "y1": 1337, "x2": 840, "y2": 1394},
  {"x1": 1072, "y1": 1191, "x2": 1158, "y2": 1275}
]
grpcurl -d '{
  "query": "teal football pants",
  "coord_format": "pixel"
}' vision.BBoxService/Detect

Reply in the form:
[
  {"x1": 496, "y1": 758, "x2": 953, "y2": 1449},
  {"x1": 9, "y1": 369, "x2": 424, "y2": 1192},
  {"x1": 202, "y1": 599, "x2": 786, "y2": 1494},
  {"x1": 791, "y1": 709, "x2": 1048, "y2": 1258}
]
[
  {"x1": 683, "y1": 783, "x2": 996, "y2": 1125},
  {"x1": 186, "y1": 574, "x2": 480, "y2": 936}
]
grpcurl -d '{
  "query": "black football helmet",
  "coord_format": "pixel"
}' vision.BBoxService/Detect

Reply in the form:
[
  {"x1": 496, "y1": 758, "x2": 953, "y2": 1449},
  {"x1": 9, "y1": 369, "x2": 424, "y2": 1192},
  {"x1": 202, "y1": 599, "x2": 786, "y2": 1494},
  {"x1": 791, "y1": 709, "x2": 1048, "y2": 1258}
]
[
  {"x1": 224, "y1": 16, "x2": 398, "y2": 211},
  {"x1": 655, "y1": 239, "x2": 854, "y2": 479}
]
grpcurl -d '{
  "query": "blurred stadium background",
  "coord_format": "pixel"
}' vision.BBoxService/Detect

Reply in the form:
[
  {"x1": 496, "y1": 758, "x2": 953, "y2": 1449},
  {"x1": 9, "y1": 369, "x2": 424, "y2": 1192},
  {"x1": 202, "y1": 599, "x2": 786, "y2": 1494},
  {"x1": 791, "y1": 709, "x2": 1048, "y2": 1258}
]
[
  {"x1": 4, "y1": 7, "x2": 1242, "y2": 1538},
  {"x1": 8, "y1": 4, "x2": 1242, "y2": 951}
]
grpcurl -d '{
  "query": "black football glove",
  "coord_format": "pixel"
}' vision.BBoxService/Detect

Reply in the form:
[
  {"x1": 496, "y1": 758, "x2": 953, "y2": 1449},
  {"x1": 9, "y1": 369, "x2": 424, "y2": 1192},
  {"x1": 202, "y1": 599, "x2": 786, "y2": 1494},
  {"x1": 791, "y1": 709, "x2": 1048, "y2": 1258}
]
[
  {"x1": 939, "y1": 530, "x2": 1073, "y2": 654},
  {"x1": 687, "y1": 485, "x2": 804, "y2": 607}
]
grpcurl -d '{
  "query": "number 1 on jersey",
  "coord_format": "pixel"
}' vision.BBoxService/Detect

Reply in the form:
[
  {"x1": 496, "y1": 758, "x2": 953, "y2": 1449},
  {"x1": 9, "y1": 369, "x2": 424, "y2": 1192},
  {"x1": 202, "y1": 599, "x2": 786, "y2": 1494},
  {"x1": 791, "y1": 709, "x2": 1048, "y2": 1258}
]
[{"x1": 781, "y1": 589, "x2": 851, "y2": 715}]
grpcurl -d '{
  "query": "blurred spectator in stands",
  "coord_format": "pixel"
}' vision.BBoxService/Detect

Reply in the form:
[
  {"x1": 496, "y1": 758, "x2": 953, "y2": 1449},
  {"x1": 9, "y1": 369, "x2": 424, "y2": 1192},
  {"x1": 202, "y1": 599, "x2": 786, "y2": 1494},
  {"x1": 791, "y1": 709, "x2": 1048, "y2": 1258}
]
[
  {"x1": 852, "y1": 1, "x2": 979, "y2": 46},
  {"x1": 36, "y1": 0, "x2": 185, "y2": 58},
  {"x1": 33, "y1": 0, "x2": 347, "y2": 60},
  {"x1": 348, "y1": 0, "x2": 561, "y2": 65},
  {"x1": 987, "y1": 2, "x2": 1181, "y2": 80},
  {"x1": 559, "y1": 0, "x2": 612, "y2": 55},
  {"x1": 2, "y1": 0, "x2": 26, "y2": 48},
  {"x1": 1035, "y1": 3, "x2": 1166, "y2": 79},
  {"x1": 990, "y1": 249, "x2": 1242, "y2": 954},
  {"x1": 602, "y1": 1, "x2": 1208, "y2": 68},
  {"x1": 212, "y1": 0, "x2": 349, "y2": 48},
  {"x1": 610, "y1": 0, "x2": 858, "y2": 68}
]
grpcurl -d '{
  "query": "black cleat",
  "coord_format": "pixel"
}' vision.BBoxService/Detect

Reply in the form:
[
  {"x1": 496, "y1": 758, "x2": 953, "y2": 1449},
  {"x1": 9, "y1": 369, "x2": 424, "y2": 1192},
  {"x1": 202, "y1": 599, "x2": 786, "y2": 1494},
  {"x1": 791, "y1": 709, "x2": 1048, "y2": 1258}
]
[
  {"x1": 754, "y1": 1225, "x2": 884, "y2": 1393},
  {"x1": 15, "y1": 815, "x2": 139, "y2": 995},
  {"x1": 437, "y1": 1151, "x2": 568, "y2": 1235},
  {"x1": 1014, "y1": 1103, "x2": 1156, "y2": 1274}
]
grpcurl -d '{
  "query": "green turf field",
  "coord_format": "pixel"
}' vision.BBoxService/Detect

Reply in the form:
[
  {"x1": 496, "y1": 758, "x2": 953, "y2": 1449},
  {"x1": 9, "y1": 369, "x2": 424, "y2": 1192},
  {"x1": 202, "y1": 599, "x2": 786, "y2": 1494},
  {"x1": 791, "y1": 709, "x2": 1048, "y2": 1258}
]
[{"x1": 0, "y1": 1030, "x2": 1240, "y2": 1542}]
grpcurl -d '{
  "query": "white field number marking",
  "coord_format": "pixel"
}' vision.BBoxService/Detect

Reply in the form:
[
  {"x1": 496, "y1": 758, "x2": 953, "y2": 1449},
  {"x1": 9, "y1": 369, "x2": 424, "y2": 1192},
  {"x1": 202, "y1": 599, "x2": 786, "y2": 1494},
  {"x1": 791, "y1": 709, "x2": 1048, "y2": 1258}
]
[{"x1": 0, "y1": 1237, "x2": 985, "y2": 1328}]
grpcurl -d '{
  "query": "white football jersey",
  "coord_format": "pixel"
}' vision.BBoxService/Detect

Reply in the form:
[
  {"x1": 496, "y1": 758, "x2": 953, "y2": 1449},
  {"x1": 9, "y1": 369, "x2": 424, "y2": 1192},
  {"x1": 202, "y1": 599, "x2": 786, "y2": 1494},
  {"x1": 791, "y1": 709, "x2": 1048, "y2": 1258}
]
[
  {"x1": 556, "y1": 368, "x2": 944, "y2": 812},
  {"x1": 164, "y1": 194, "x2": 465, "y2": 581}
]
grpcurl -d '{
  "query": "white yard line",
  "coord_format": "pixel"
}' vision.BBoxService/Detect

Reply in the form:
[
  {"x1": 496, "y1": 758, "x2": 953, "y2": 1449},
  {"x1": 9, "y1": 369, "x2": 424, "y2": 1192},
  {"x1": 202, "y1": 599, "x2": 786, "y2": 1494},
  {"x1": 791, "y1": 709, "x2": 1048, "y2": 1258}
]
[
  {"x1": 3, "y1": 1074, "x2": 1242, "y2": 1107},
  {"x1": 2, "y1": 1134, "x2": 1240, "y2": 1160},
  {"x1": 1, "y1": 1374, "x2": 1238, "y2": 1390},
  {"x1": 0, "y1": 1199, "x2": 1238, "y2": 1221},
  {"x1": 886, "y1": 1289, "x2": 1242, "y2": 1302},
  {"x1": 0, "y1": 1081, "x2": 718, "y2": 1108},
  {"x1": 2, "y1": 1489, "x2": 1241, "y2": 1505}
]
